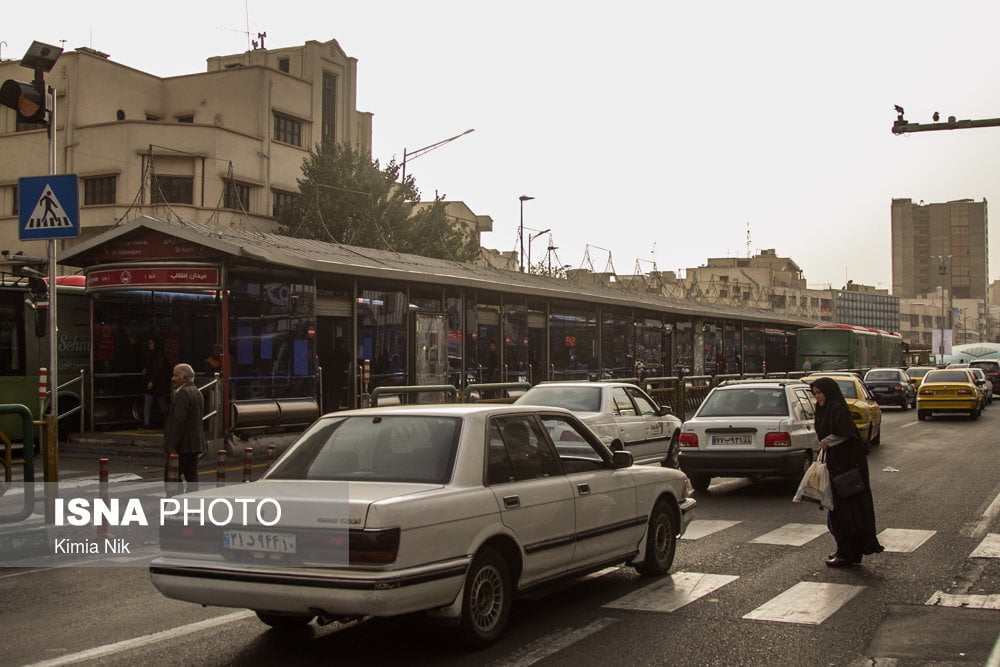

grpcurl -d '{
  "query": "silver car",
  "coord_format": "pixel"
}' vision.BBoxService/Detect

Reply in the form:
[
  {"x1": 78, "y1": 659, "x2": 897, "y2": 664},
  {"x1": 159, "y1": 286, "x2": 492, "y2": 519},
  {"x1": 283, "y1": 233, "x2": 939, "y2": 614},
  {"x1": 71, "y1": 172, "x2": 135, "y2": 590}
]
[
  {"x1": 514, "y1": 381, "x2": 683, "y2": 467},
  {"x1": 678, "y1": 379, "x2": 818, "y2": 492}
]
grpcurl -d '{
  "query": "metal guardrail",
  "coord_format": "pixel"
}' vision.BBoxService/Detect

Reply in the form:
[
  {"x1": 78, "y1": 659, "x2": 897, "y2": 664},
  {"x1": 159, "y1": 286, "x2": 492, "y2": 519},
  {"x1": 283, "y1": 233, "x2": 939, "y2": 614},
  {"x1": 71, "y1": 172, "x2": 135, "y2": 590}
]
[
  {"x1": 0, "y1": 404, "x2": 35, "y2": 523},
  {"x1": 464, "y1": 382, "x2": 531, "y2": 404},
  {"x1": 370, "y1": 385, "x2": 458, "y2": 407}
]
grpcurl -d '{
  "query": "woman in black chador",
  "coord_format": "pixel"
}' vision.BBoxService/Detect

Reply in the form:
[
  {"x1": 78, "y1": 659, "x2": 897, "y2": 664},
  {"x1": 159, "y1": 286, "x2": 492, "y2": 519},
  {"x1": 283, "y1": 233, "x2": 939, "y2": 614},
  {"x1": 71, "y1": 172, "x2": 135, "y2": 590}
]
[{"x1": 811, "y1": 376, "x2": 884, "y2": 567}]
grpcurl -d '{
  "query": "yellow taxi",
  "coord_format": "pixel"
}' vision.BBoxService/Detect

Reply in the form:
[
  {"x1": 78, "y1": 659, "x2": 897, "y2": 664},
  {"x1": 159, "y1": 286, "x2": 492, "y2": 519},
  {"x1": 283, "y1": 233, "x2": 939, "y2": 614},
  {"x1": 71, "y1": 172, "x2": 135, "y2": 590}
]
[
  {"x1": 916, "y1": 368, "x2": 982, "y2": 421},
  {"x1": 905, "y1": 366, "x2": 937, "y2": 388},
  {"x1": 801, "y1": 373, "x2": 882, "y2": 447}
]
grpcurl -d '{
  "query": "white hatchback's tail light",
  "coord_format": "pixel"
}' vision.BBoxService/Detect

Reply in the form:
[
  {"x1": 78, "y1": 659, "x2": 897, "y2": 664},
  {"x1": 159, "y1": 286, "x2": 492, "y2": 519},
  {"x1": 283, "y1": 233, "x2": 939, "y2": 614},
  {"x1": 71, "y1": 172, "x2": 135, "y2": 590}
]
[
  {"x1": 679, "y1": 432, "x2": 699, "y2": 448},
  {"x1": 764, "y1": 432, "x2": 791, "y2": 447}
]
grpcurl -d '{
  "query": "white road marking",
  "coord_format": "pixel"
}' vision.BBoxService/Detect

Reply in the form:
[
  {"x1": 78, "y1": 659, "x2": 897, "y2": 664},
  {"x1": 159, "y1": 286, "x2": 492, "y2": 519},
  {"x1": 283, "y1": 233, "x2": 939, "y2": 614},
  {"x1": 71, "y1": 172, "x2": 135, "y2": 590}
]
[
  {"x1": 23, "y1": 610, "x2": 255, "y2": 667},
  {"x1": 877, "y1": 528, "x2": 935, "y2": 552},
  {"x1": 970, "y1": 533, "x2": 1000, "y2": 558},
  {"x1": 750, "y1": 523, "x2": 827, "y2": 546},
  {"x1": 681, "y1": 519, "x2": 741, "y2": 540},
  {"x1": 964, "y1": 491, "x2": 1000, "y2": 538},
  {"x1": 926, "y1": 591, "x2": 1000, "y2": 610},
  {"x1": 899, "y1": 421, "x2": 919, "y2": 429},
  {"x1": 603, "y1": 572, "x2": 739, "y2": 613},
  {"x1": 496, "y1": 617, "x2": 619, "y2": 667},
  {"x1": 743, "y1": 582, "x2": 865, "y2": 625}
]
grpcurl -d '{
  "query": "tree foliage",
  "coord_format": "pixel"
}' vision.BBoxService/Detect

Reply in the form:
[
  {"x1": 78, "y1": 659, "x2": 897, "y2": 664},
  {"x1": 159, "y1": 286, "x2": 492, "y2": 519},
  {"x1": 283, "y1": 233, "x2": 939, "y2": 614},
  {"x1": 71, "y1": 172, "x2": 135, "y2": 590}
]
[{"x1": 276, "y1": 142, "x2": 480, "y2": 262}]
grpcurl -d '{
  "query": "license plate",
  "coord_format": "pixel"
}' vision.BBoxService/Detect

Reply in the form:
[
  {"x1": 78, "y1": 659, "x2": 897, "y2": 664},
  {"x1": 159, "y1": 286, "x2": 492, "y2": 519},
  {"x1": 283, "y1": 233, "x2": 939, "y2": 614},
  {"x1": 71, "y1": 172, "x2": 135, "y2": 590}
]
[
  {"x1": 223, "y1": 530, "x2": 297, "y2": 554},
  {"x1": 872, "y1": 387, "x2": 887, "y2": 393},
  {"x1": 711, "y1": 434, "x2": 753, "y2": 446}
]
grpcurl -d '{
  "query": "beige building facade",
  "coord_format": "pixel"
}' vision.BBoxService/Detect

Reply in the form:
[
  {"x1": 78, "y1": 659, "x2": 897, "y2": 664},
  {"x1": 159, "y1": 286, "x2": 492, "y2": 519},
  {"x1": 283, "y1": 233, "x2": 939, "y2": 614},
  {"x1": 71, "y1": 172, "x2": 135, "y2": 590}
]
[
  {"x1": 0, "y1": 39, "x2": 372, "y2": 258},
  {"x1": 891, "y1": 197, "x2": 988, "y2": 300}
]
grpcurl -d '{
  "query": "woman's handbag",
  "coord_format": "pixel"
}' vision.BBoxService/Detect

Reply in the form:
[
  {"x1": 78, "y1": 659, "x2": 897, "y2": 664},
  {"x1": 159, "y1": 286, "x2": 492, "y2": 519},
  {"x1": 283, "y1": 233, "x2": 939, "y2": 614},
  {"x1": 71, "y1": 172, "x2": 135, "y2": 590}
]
[
  {"x1": 793, "y1": 450, "x2": 834, "y2": 511},
  {"x1": 832, "y1": 467, "x2": 865, "y2": 498}
]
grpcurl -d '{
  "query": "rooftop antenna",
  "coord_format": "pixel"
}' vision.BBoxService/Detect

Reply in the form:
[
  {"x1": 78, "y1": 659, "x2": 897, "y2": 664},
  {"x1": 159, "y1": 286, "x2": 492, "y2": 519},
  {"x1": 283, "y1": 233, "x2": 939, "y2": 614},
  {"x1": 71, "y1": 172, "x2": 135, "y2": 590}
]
[{"x1": 746, "y1": 221, "x2": 751, "y2": 258}]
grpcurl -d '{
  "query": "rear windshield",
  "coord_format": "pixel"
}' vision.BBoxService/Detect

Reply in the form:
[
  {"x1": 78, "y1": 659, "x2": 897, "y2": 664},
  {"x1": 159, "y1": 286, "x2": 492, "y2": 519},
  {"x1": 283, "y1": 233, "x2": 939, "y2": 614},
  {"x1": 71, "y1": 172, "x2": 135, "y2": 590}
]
[
  {"x1": 865, "y1": 371, "x2": 901, "y2": 381},
  {"x1": 266, "y1": 415, "x2": 461, "y2": 483},
  {"x1": 698, "y1": 388, "x2": 789, "y2": 417},
  {"x1": 516, "y1": 386, "x2": 601, "y2": 412},
  {"x1": 923, "y1": 371, "x2": 970, "y2": 384},
  {"x1": 906, "y1": 368, "x2": 932, "y2": 378},
  {"x1": 970, "y1": 362, "x2": 1000, "y2": 372}
]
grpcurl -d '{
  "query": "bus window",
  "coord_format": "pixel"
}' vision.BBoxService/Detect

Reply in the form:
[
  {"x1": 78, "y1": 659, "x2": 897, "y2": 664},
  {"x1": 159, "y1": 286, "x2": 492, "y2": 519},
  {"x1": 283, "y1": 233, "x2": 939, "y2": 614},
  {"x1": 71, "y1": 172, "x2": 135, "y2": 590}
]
[{"x1": 0, "y1": 294, "x2": 26, "y2": 375}]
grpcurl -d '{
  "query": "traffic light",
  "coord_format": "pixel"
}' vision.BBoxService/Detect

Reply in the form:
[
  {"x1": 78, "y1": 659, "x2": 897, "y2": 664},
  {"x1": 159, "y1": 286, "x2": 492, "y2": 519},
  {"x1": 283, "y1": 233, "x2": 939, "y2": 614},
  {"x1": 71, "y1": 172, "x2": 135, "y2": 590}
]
[{"x1": 0, "y1": 79, "x2": 46, "y2": 123}]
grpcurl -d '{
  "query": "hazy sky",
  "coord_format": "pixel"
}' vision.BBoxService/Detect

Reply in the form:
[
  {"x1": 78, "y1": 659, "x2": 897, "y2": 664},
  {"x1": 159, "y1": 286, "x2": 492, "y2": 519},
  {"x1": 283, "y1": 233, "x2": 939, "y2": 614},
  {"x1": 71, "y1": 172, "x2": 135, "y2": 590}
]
[{"x1": 6, "y1": 1, "x2": 1000, "y2": 290}]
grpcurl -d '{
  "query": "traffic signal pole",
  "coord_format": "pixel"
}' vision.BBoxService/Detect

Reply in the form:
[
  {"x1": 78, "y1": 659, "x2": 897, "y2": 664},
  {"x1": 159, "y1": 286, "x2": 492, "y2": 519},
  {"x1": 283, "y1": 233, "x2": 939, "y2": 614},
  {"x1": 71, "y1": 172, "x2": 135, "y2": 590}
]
[{"x1": 45, "y1": 84, "x2": 58, "y2": 484}]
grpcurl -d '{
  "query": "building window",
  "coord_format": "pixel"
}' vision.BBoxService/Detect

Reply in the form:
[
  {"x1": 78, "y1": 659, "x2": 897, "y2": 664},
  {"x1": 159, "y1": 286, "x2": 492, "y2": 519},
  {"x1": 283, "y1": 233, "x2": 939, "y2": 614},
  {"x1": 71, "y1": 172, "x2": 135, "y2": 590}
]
[
  {"x1": 274, "y1": 113, "x2": 302, "y2": 146},
  {"x1": 176, "y1": 115, "x2": 194, "y2": 123},
  {"x1": 223, "y1": 180, "x2": 251, "y2": 211},
  {"x1": 145, "y1": 114, "x2": 161, "y2": 121},
  {"x1": 11, "y1": 186, "x2": 17, "y2": 216},
  {"x1": 151, "y1": 175, "x2": 193, "y2": 205},
  {"x1": 272, "y1": 189, "x2": 297, "y2": 217},
  {"x1": 322, "y1": 72, "x2": 337, "y2": 144},
  {"x1": 278, "y1": 57, "x2": 290, "y2": 73},
  {"x1": 84, "y1": 176, "x2": 116, "y2": 206}
]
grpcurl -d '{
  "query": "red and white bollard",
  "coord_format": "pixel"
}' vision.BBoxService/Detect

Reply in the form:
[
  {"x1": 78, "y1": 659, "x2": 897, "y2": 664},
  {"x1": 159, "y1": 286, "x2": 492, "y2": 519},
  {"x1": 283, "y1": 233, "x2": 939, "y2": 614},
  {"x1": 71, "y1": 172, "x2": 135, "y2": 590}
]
[
  {"x1": 266, "y1": 444, "x2": 275, "y2": 469},
  {"x1": 38, "y1": 367, "x2": 48, "y2": 400},
  {"x1": 242, "y1": 447, "x2": 253, "y2": 483},
  {"x1": 363, "y1": 359, "x2": 371, "y2": 392},
  {"x1": 216, "y1": 449, "x2": 227, "y2": 487},
  {"x1": 97, "y1": 458, "x2": 110, "y2": 538},
  {"x1": 166, "y1": 452, "x2": 179, "y2": 483}
]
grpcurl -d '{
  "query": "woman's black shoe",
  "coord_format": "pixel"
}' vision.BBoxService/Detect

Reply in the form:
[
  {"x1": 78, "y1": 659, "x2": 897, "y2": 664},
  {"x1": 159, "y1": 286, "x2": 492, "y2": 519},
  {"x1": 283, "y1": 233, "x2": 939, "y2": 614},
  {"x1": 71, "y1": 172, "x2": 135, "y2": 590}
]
[{"x1": 825, "y1": 556, "x2": 854, "y2": 568}]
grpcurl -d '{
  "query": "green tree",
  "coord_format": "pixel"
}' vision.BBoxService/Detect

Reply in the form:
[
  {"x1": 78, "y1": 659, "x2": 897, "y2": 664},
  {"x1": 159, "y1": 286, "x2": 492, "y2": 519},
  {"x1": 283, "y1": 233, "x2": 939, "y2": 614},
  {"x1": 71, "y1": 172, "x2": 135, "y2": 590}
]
[{"x1": 277, "y1": 142, "x2": 480, "y2": 262}]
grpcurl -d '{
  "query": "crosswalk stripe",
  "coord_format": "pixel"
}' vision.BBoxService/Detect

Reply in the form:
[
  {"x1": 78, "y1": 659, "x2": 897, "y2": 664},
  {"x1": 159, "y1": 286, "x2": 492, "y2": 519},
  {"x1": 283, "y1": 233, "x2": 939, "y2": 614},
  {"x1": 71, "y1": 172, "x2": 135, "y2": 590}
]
[
  {"x1": 971, "y1": 533, "x2": 1000, "y2": 558},
  {"x1": 750, "y1": 523, "x2": 827, "y2": 546},
  {"x1": 604, "y1": 572, "x2": 739, "y2": 613},
  {"x1": 877, "y1": 528, "x2": 936, "y2": 552},
  {"x1": 681, "y1": 519, "x2": 741, "y2": 540},
  {"x1": 495, "y1": 618, "x2": 619, "y2": 667},
  {"x1": 926, "y1": 591, "x2": 1000, "y2": 610},
  {"x1": 742, "y1": 582, "x2": 865, "y2": 625}
]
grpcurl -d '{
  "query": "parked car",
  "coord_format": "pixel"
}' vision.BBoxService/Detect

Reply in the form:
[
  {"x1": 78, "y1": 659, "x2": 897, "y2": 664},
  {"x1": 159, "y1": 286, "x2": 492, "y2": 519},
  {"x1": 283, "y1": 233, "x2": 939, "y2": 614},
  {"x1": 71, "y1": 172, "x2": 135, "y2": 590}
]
[
  {"x1": 968, "y1": 367, "x2": 993, "y2": 406},
  {"x1": 801, "y1": 374, "x2": 882, "y2": 447},
  {"x1": 514, "y1": 381, "x2": 683, "y2": 468},
  {"x1": 917, "y1": 369, "x2": 981, "y2": 420},
  {"x1": 905, "y1": 366, "x2": 937, "y2": 388},
  {"x1": 863, "y1": 368, "x2": 917, "y2": 410},
  {"x1": 150, "y1": 404, "x2": 696, "y2": 646},
  {"x1": 968, "y1": 360, "x2": 1000, "y2": 396},
  {"x1": 677, "y1": 379, "x2": 817, "y2": 492}
]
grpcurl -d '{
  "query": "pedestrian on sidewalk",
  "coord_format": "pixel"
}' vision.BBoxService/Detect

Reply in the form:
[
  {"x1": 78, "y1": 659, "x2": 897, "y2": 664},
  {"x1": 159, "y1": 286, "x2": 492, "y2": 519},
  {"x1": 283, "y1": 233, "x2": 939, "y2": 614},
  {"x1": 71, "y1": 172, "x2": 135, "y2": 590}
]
[
  {"x1": 142, "y1": 339, "x2": 171, "y2": 429},
  {"x1": 163, "y1": 363, "x2": 207, "y2": 489}
]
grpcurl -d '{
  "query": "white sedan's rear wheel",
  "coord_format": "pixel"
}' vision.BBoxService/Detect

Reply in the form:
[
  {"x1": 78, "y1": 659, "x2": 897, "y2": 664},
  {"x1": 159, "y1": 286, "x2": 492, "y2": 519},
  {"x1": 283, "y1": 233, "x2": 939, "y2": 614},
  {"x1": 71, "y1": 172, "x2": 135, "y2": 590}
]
[{"x1": 459, "y1": 547, "x2": 511, "y2": 647}]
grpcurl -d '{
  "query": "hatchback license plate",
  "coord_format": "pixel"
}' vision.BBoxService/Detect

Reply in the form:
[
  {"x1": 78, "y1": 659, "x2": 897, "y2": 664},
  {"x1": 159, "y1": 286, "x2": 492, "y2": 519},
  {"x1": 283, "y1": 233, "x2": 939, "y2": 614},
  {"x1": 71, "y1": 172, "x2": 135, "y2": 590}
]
[
  {"x1": 711, "y1": 434, "x2": 753, "y2": 446},
  {"x1": 223, "y1": 530, "x2": 296, "y2": 554}
]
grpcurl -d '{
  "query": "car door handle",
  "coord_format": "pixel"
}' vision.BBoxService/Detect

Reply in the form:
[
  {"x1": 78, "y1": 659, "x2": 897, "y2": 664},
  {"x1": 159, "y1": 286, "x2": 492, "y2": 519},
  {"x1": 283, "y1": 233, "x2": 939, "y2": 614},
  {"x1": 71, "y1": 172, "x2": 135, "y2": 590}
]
[
  {"x1": 503, "y1": 495, "x2": 521, "y2": 509},
  {"x1": 577, "y1": 483, "x2": 591, "y2": 495}
]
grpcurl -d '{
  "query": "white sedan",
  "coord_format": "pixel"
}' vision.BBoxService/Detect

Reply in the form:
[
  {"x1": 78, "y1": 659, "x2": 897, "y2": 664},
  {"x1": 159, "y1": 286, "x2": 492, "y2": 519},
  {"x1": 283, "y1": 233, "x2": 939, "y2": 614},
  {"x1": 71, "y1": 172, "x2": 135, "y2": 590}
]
[
  {"x1": 514, "y1": 381, "x2": 683, "y2": 468},
  {"x1": 150, "y1": 404, "x2": 696, "y2": 647}
]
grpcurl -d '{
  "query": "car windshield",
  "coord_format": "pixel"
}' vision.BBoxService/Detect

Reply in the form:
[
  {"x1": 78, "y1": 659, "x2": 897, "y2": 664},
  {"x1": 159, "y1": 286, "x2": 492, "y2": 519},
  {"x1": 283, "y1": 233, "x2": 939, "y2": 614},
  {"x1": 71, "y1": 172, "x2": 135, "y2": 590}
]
[
  {"x1": 266, "y1": 415, "x2": 461, "y2": 483},
  {"x1": 517, "y1": 386, "x2": 602, "y2": 412},
  {"x1": 923, "y1": 371, "x2": 970, "y2": 383},
  {"x1": 698, "y1": 388, "x2": 789, "y2": 417},
  {"x1": 866, "y1": 371, "x2": 900, "y2": 381}
]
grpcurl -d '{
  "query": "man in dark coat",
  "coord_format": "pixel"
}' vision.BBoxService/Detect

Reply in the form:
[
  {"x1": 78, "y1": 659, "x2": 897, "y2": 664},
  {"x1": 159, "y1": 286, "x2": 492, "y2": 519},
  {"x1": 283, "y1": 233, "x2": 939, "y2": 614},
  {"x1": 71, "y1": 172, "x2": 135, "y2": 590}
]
[
  {"x1": 164, "y1": 363, "x2": 207, "y2": 489},
  {"x1": 811, "y1": 376, "x2": 884, "y2": 567}
]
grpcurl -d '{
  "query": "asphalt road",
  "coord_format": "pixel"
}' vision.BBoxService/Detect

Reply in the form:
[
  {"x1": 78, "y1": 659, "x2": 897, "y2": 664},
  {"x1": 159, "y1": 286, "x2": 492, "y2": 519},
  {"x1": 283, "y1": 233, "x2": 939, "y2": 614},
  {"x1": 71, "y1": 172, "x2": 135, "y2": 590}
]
[{"x1": 2, "y1": 405, "x2": 999, "y2": 666}]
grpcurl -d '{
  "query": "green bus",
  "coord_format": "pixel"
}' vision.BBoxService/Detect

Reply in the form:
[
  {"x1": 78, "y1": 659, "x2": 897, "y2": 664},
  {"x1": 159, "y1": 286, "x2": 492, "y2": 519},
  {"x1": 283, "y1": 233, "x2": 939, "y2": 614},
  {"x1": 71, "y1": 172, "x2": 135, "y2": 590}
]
[
  {"x1": 0, "y1": 274, "x2": 90, "y2": 443},
  {"x1": 796, "y1": 324, "x2": 904, "y2": 372}
]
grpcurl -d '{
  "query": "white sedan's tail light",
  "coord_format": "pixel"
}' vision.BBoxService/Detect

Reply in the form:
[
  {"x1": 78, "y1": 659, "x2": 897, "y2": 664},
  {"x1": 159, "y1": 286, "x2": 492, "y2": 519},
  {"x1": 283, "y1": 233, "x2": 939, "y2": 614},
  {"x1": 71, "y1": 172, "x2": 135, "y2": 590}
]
[
  {"x1": 679, "y1": 432, "x2": 699, "y2": 448},
  {"x1": 764, "y1": 432, "x2": 791, "y2": 447}
]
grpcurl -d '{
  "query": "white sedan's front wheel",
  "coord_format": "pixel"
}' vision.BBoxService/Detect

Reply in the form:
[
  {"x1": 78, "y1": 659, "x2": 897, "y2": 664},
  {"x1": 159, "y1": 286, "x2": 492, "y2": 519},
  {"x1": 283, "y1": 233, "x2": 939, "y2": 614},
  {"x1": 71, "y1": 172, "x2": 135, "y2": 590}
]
[{"x1": 636, "y1": 499, "x2": 676, "y2": 576}]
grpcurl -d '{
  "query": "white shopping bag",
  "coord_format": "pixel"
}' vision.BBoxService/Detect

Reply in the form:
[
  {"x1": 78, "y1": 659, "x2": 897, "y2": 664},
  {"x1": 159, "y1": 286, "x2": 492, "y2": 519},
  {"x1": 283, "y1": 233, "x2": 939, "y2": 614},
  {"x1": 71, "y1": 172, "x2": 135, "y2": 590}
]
[{"x1": 792, "y1": 451, "x2": 834, "y2": 511}]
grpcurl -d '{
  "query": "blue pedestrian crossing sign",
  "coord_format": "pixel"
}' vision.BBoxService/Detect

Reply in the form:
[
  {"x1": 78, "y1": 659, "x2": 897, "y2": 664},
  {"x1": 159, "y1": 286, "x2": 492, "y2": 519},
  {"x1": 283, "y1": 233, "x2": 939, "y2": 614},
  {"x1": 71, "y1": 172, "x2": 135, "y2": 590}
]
[{"x1": 18, "y1": 174, "x2": 80, "y2": 240}]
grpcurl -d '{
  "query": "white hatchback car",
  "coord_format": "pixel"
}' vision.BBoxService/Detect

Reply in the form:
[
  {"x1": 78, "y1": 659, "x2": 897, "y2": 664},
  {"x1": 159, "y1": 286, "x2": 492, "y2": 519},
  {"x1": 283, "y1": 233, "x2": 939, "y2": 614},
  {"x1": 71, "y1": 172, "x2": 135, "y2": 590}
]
[
  {"x1": 150, "y1": 404, "x2": 696, "y2": 647},
  {"x1": 514, "y1": 381, "x2": 683, "y2": 468},
  {"x1": 678, "y1": 379, "x2": 818, "y2": 492}
]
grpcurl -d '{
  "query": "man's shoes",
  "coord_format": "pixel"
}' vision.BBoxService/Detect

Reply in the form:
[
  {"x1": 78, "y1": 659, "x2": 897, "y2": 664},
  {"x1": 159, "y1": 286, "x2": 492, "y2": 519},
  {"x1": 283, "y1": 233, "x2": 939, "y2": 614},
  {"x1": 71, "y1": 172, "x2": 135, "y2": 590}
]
[{"x1": 825, "y1": 556, "x2": 855, "y2": 568}]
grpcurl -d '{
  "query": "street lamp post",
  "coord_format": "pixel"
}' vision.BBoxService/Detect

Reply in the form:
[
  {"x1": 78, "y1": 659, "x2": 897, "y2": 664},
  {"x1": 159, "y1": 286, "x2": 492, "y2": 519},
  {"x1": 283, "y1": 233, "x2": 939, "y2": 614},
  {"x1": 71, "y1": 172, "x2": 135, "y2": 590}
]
[
  {"x1": 527, "y1": 228, "x2": 550, "y2": 275},
  {"x1": 400, "y1": 128, "x2": 475, "y2": 185},
  {"x1": 518, "y1": 195, "x2": 534, "y2": 272},
  {"x1": 932, "y1": 255, "x2": 952, "y2": 363}
]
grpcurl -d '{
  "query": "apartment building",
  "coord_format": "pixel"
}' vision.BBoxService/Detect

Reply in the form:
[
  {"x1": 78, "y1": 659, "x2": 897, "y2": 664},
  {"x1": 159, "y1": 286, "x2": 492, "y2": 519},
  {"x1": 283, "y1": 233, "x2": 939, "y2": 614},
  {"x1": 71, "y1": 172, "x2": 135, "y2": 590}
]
[
  {"x1": 0, "y1": 38, "x2": 373, "y2": 257},
  {"x1": 891, "y1": 198, "x2": 988, "y2": 300}
]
